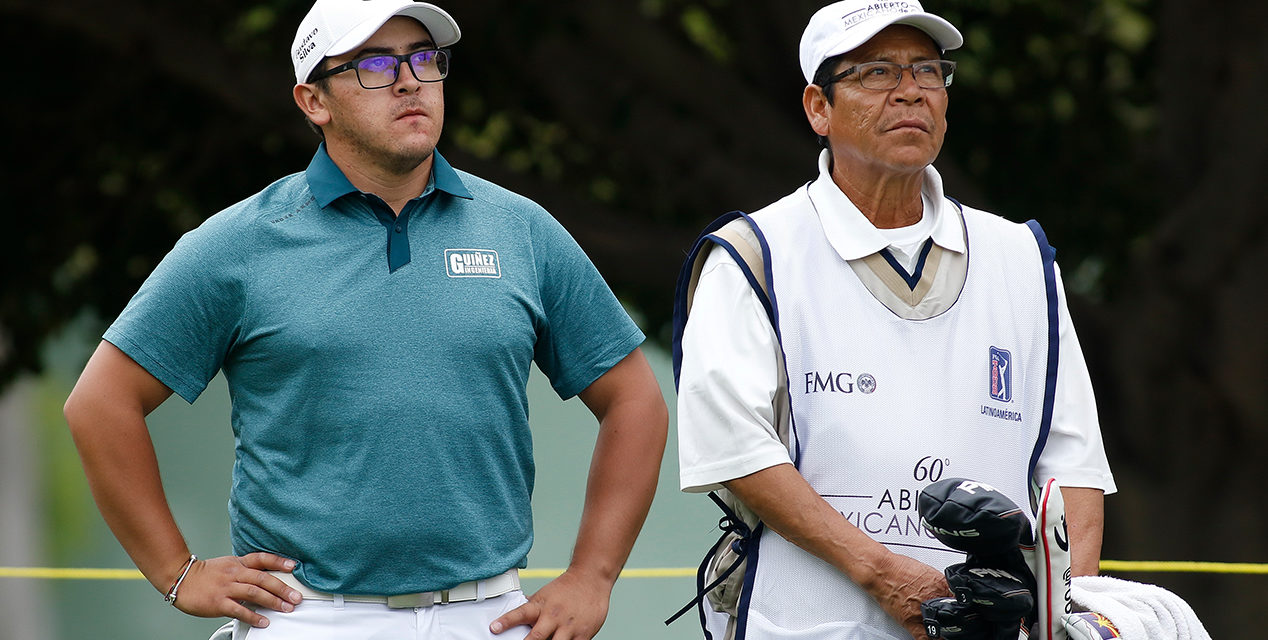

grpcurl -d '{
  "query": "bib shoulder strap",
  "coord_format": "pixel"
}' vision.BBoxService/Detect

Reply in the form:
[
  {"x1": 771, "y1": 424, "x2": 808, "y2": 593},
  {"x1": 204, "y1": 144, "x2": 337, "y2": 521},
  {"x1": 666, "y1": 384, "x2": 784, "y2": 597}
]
[{"x1": 672, "y1": 211, "x2": 774, "y2": 386}]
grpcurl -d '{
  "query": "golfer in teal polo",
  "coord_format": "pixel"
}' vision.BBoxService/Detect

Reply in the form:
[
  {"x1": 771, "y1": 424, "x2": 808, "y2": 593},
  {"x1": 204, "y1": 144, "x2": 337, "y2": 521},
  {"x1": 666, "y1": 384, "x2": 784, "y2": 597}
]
[{"x1": 63, "y1": 1, "x2": 668, "y2": 639}]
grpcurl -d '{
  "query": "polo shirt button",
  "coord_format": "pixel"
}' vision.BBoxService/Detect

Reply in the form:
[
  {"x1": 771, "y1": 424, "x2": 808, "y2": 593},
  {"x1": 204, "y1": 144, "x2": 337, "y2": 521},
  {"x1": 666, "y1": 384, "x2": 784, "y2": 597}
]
[{"x1": 394, "y1": 225, "x2": 402, "y2": 233}]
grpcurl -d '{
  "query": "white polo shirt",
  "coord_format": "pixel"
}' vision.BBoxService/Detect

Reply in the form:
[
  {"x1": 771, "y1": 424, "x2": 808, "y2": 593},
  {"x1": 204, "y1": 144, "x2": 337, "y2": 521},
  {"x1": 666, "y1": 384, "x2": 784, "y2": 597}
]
[{"x1": 677, "y1": 151, "x2": 1116, "y2": 496}]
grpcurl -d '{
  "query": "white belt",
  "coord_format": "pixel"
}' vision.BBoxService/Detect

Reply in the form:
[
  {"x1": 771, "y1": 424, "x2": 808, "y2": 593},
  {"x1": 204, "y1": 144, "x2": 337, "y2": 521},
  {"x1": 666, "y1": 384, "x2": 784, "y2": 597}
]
[{"x1": 271, "y1": 569, "x2": 520, "y2": 609}]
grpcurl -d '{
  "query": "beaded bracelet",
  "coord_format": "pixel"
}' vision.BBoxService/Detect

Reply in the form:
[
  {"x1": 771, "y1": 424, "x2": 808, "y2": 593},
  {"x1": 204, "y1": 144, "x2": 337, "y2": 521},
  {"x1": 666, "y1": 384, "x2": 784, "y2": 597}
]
[{"x1": 164, "y1": 554, "x2": 198, "y2": 606}]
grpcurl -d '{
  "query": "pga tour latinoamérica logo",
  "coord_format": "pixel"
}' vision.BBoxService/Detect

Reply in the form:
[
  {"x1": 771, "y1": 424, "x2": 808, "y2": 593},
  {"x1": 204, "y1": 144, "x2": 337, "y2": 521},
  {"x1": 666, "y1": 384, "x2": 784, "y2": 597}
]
[
  {"x1": 989, "y1": 346, "x2": 1012, "y2": 402},
  {"x1": 982, "y1": 347, "x2": 1022, "y2": 422}
]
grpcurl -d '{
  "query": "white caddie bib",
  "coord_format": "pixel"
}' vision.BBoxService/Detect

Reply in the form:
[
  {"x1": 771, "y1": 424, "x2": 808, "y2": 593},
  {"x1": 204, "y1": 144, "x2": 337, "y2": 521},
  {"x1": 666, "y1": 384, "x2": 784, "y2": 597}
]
[{"x1": 736, "y1": 188, "x2": 1058, "y2": 639}]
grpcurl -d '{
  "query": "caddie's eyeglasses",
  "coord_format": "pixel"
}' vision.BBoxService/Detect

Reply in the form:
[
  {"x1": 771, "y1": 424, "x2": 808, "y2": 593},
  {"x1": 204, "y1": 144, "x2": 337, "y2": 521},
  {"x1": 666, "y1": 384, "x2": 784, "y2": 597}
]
[
  {"x1": 826, "y1": 60, "x2": 956, "y2": 91},
  {"x1": 309, "y1": 48, "x2": 450, "y2": 89}
]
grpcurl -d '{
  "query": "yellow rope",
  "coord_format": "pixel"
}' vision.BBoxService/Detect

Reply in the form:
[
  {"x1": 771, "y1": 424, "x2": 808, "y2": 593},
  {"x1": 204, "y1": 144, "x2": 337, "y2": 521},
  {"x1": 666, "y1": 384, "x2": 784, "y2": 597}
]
[
  {"x1": 1099, "y1": 560, "x2": 1268, "y2": 575},
  {"x1": 0, "y1": 567, "x2": 696, "y2": 581},
  {"x1": 0, "y1": 567, "x2": 145, "y2": 580},
  {"x1": 522, "y1": 568, "x2": 697, "y2": 579},
  {"x1": 1, "y1": 561, "x2": 1264, "y2": 581}
]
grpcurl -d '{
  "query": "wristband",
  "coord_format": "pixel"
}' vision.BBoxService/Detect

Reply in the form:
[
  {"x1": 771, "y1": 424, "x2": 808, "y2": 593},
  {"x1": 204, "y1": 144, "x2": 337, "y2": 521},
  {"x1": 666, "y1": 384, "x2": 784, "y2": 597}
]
[{"x1": 164, "y1": 554, "x2": 198, "y2": 606}]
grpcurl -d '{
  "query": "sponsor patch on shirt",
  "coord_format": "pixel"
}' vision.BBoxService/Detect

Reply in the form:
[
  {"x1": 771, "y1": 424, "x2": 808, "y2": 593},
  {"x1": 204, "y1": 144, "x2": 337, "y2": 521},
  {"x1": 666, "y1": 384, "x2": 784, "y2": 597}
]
[{"x1": 445, "y1": 249, "x2": 501, "y2": 278}]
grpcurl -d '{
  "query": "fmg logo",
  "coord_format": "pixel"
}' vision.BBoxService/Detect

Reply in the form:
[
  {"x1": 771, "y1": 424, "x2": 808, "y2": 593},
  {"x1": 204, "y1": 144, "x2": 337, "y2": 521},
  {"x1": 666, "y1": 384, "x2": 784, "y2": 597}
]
[{"x1": 804, "y1": 371, "x2": 876, "y2": 395}]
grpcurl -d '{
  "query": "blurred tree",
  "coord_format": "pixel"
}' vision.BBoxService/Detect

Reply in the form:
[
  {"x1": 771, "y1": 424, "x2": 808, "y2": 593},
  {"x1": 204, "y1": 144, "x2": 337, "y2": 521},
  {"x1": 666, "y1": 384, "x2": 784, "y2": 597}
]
[
  {"x1": 1077, "y1": 0, "x2": 1268, "y2": 631},
  {"x1": 0, "y1": 0, "x2": 1159, "y2": 380},
  {"x1": 1, "y1": 0, "x2": 1263, "y2": 636}
]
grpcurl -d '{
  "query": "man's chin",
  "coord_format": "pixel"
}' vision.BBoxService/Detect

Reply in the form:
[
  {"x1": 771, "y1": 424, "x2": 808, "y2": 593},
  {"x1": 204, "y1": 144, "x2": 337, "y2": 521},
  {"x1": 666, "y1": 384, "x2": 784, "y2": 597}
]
[
  {"x1": 881, "y1": 147, "x2": 941, "y2": 173},
  {"x1": 382, "y1": 145, "x2": 437, "y2": 174}
]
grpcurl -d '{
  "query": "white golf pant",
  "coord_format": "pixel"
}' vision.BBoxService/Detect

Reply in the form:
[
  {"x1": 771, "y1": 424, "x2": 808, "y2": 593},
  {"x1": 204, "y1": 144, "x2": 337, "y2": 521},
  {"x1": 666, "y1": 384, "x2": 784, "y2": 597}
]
[{"x1": 231, "y1": 590, "x2": 531, "y2": 640}]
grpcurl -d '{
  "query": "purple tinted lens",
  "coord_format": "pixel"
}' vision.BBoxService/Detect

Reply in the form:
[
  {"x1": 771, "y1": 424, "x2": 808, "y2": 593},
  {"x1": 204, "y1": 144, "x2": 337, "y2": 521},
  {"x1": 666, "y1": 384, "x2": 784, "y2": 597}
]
[
  {"x1": 357, "y1": 55, "x2": 398, "y2": 86},
  {"x1": 409, "y1": 50, "x2": 446, "y2": 81}
]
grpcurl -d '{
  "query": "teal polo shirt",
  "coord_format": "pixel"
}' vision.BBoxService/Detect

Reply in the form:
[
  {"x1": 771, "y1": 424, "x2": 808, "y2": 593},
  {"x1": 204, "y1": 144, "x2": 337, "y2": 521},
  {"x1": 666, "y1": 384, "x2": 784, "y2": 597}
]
[{"x1": 104, "y1": 145, "x2": 645, "y2": 594}]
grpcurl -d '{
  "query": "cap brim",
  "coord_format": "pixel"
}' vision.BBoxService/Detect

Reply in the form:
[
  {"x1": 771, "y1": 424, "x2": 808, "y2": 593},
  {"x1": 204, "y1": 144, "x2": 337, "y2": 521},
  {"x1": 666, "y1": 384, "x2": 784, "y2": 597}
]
[
  {"x1": 893, "y1": 14, "x2": 962, "y2": 52},
  {"x1": 327, "y1": 3, "x2": 461, "y2": 59},
  {"x1": 398, "y1": 4, "x2": 461, "y2": 48}
]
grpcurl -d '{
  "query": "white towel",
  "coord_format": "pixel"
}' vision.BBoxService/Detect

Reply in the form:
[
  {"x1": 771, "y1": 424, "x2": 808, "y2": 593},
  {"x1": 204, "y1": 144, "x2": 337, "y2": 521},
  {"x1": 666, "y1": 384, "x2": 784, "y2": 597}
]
[{"x1": 1068, "y1": 575, "x2": 1211, "y2": 640}]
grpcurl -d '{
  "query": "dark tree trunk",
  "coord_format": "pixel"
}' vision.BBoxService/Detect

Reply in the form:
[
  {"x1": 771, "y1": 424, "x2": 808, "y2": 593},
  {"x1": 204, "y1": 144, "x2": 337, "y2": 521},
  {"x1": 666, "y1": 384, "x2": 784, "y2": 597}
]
[{"x1": 1085, "y1": 2, "x2": 1268, "y2": 636}]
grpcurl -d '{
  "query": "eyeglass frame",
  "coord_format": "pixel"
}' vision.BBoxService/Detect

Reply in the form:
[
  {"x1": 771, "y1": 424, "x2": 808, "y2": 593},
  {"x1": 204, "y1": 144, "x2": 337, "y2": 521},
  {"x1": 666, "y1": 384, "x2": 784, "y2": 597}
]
[
  {"x1": 823, "y1": 59, "x2": 956, "y2": 91},
  {"x1": 308, "y1": 48, "x2": 451, "y2": 89}
]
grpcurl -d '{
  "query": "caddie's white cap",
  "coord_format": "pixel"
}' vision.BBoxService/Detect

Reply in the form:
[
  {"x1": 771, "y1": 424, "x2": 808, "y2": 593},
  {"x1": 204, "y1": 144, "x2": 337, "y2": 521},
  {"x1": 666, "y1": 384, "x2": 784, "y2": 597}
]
[
  {"x1": 292, "y1": 0, "x2": 461, "y2": 84},
  {"x1": 799, "y1": 1, "x2": 962, "y2": 84}
]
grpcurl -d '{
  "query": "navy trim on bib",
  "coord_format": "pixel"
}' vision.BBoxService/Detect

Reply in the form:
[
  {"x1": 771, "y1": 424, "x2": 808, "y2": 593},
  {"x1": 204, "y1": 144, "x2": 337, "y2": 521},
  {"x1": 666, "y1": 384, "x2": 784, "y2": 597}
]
[
  {"x1": 672, "y1": 211, "x2": 770, "y2": 386},
  {"x1": 733, "y1": 523, "x2": 766, "y2": 640},
  {"x1": 879, "y1": 238, "x2": 935, "y2": 291},
  {"x1": 743, "y1": 213, "x2": 802, "y2": 469},
  {"x1": 1024, "y1": 219, "x2": 1059, "y2": 483},
  {"x1": 710, "y1": 236, "x2": 774, "y2": 327}
]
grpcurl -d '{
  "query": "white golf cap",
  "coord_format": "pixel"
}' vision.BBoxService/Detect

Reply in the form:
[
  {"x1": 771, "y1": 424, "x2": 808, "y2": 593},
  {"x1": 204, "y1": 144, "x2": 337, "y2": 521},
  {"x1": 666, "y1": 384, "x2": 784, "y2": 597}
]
[
  {"x1": 292, "y1": 0, "x2": 461, "y2": 84},
  {"x1": 799, "y1": 1, "x2": 962, "y2": 83}
]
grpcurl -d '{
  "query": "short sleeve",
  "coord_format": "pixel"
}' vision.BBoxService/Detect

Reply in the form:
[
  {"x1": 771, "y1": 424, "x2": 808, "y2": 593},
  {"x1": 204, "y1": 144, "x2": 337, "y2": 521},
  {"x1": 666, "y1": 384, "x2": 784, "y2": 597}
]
[
  {"x1": 1033, "y1": 263, "x2": 1117, "y2": 494},
  {"x1": 530, "y1": 213, "x2": 643, "y2": 399},
  {"x1": 677, "y1": 247, "x2": 792, "y2": 493},
  {"x1": 103, "y1": 217, "x2": 247, "y2": 403}
]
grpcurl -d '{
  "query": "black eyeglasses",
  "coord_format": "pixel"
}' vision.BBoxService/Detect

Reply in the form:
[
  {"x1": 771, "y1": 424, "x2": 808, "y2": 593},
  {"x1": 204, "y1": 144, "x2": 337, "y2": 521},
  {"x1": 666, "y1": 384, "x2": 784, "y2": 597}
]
[
  {"x1": 826, "y1": 60, "x2": 956, "y2": 91},
  {"x1": 310, "y1": 48, "x2": 451, "y2": 89}
]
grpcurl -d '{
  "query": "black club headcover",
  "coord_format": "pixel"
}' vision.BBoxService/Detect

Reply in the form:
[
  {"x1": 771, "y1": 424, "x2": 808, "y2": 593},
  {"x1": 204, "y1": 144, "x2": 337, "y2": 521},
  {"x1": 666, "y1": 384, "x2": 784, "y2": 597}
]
[
  {"x1": 944, "y1": 563, "x2": 1035, "y2": 622},
  {"x1": 921, "y1": 597, "x2": 992, "y2": 639},
  {"x1": 919, "y1": 478, "x2": 1041, "y2": 639},
  {"x1": 917, "y1": 478, "x2": 1032, "y2": 555}
]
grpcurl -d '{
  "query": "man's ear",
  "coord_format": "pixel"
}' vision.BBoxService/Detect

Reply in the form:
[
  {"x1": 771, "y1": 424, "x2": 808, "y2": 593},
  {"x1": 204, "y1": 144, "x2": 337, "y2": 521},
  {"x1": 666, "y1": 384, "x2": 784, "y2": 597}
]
[
  {"x1": 803, "y1": 83, "x2": 832, "y2": 138},
  {"x1": 294, "y1": 83, "x2": 332, "y2": 127}
]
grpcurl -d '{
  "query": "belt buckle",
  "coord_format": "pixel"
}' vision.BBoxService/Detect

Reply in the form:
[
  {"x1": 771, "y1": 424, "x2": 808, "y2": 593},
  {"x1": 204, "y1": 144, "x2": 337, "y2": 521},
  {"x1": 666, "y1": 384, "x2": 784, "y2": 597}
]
[{"x1": 387, "y1": 591, "x2": 436, "y2": 608}]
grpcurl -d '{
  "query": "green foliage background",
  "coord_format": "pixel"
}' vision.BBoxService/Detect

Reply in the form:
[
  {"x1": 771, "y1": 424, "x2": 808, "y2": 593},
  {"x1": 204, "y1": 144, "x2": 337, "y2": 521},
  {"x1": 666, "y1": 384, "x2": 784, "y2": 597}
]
[
  {"x1": 1, "y1": 0, "x2": 1159, "y2": 377},
  {"x1": 4, "y1": 1, "x2": 1266, "y2": 638}
]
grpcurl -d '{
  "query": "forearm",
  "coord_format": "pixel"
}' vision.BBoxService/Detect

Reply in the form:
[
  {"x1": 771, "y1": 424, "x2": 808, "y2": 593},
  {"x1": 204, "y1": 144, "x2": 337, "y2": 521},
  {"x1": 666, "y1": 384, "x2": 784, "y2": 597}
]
[
  {"x1": 724, "y1": 463, "x2": 891, "y2": 587},
  {"x1": 1060, "y1": 486, "x2": 1105, "y2": 577},
  {"x1": 65, "y1": 343, "x2": 301, "y2": 627},
  {"x1": 66, "y1": 398, "x2": 190, "y2": 592},
  {"x1": 488, "y1": 349, "x2": 667, "y2": 638},
  {"x1": 725, "y1": 463, "x2": 945, "y2": 638},
  {"x1": 64, "y1": 342, "x2": 189, "y2": 594},
  {"x1": 568, "y1": 393, "x2": 668, "y2": 582}
]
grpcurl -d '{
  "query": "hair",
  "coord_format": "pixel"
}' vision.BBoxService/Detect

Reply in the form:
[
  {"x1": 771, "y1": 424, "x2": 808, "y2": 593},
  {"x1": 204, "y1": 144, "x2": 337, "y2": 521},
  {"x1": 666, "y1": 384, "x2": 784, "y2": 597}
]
[{"x1": 810, "y1": 53, "x2": 849, "y2": 150}]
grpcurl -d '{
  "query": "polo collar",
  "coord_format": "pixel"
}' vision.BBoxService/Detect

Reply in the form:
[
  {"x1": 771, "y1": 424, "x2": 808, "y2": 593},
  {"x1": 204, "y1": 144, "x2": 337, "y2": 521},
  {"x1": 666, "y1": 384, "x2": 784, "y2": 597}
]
[
  {"x1": 305, "y1": 143, "x2": 474, "y2": 208},
  {"x1": 807, "y1": 149, "x2": 967, "y2": 263},
  {"x1": 429, "y1": 149, "x2": 473, "y2": 200}
]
